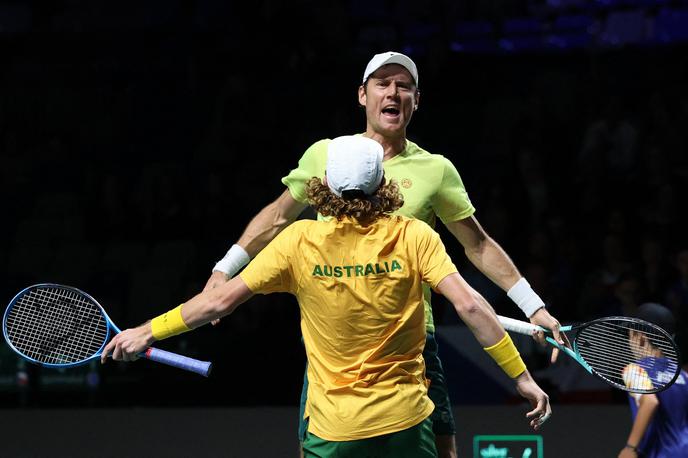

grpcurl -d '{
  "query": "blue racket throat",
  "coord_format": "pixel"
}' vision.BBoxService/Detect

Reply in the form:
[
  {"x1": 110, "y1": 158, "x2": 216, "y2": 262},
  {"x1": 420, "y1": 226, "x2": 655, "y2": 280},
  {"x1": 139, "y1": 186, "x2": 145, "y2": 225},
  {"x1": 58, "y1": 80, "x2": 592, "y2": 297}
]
[{"x1": 3, "y1": 284, "x2": 212, "y2": 377}]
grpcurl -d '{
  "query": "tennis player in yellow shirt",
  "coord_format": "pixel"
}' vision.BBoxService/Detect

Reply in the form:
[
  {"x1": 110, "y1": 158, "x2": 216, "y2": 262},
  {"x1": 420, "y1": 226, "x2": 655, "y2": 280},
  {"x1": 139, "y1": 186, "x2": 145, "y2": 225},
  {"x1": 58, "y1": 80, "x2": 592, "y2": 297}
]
[{"x1": 103, "y1": 135, "x2": 551, "y2": 458}]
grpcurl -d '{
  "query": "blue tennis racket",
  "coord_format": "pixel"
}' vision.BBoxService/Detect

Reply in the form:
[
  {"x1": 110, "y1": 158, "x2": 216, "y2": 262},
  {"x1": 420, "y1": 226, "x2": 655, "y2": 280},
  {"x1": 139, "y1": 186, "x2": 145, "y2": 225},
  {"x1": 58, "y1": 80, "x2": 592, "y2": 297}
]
[
  {"x1": 3, "y1": 284, "x2": 212, "y2": 377},
  {"x1": 498, "y1": 315, "x2": 680, "y2": 394}
]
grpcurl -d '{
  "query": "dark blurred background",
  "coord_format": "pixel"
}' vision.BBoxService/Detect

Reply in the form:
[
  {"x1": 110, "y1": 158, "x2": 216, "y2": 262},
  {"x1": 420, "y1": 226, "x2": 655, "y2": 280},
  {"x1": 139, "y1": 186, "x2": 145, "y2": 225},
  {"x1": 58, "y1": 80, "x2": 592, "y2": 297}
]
[{"x1": 0, "y1": 0, "x2": 687, "y2": 411}]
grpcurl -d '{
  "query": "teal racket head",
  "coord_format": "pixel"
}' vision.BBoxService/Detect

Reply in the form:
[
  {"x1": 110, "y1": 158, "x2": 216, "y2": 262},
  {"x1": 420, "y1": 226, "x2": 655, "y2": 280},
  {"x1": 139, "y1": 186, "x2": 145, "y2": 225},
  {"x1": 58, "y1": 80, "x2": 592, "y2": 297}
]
[{"x1": 573, "y1": 316, "x2": 680, "y2": 394}]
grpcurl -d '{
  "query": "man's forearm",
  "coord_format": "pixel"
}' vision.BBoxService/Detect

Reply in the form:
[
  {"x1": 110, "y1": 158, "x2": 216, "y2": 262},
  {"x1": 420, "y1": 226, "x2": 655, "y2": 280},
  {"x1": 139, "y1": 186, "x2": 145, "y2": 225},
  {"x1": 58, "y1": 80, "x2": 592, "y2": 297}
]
[
  {"x1": 101, "y1": 277, "x2": 255, "y2": 361},
  {"x1": 237, "y1": 190, "x2": 305, "y2": 257},
  {"x1": 470, "y1": 241, "x2": 546, "y2": 318},
  {"x1": 445, "y1": 217, "x2": 521, "y2": 291},
  {"x1": 445, "y1": 217, "x2": 556, "y2": 349},
  {"x1": 212, "y1": 190, "x2": 305, "y2": 278},
  {"x1": 180, "y1": 276, "x2": 254, "y2": 327},
  {"x1": 437, "y1": 273, "x2": 504, "y2": 346},
  {"x1": 238, "y1": 203, "x2": 294, "y2": 257},
  {"x1": 464, "y1": 236, "x2": 521, "y2": 291},
  {"x1": 436, "y1": 273, "x2": 528, "y2": 380}
]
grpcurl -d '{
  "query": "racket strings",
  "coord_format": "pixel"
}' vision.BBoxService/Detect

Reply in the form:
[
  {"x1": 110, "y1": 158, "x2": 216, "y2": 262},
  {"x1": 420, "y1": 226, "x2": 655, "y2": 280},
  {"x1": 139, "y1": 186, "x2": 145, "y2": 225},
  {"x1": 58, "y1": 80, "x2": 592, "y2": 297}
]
[
  {"x1": 5, "y1": 286, "x2": 108, "y2": 364},
  {"x1": 580, "y1": 322, "x2": 676, "y2": 352},
  {"x1": 580, "y1": 322, "x2": 678, "y2": 359},
  {"x1": 576, "y1": 320, "x2": 679, "y2": 393}
]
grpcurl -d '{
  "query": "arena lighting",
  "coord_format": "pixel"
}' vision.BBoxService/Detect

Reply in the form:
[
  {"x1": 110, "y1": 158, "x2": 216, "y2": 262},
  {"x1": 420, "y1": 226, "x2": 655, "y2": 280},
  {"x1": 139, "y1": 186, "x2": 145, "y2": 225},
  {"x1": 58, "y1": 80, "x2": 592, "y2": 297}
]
[{"x1": 448, "y1": 6, "x2": 688, "y2": 54}]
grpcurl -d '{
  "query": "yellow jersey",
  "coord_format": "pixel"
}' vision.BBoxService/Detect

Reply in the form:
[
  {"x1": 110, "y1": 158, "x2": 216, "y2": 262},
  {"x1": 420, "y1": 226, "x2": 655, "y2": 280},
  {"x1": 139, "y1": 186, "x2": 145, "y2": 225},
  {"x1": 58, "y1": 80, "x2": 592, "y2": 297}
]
[{"x1": 240, "y1": 215, "x2": 458, "y2": 440}]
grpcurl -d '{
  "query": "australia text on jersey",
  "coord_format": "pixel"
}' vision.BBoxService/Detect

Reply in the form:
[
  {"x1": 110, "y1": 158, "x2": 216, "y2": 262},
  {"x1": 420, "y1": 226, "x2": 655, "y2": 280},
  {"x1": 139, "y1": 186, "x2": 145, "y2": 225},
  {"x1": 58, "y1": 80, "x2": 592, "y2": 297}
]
[{"x1": 312, "y1": 261, "x2": 403, "y2": 278}]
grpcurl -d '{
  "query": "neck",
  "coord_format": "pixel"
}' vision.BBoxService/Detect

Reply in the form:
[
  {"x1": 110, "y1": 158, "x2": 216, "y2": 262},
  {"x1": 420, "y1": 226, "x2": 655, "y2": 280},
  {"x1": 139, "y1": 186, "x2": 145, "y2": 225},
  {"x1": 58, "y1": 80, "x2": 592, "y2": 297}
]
[
  {"x1": 342, "y1": 214, "x2": 381, "y2": 227},
  {"x1": 363, "y1": 131, "x2": 407, "y2": 160}
]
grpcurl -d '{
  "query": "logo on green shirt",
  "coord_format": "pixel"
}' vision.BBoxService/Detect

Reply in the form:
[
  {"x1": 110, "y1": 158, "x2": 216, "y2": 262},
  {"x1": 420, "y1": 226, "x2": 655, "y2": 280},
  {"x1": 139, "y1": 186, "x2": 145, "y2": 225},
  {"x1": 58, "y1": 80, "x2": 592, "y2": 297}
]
[{"x1": 312, "y1": 260, "x2": 402, "y2": 277}]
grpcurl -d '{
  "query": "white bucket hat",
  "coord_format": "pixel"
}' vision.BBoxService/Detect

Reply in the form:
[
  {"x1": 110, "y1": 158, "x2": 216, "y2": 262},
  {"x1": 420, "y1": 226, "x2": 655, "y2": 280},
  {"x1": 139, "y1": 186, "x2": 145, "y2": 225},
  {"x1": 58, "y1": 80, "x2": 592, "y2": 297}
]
[{"x1": 326, "y1": 136, "x2": 384, "y2": 197}]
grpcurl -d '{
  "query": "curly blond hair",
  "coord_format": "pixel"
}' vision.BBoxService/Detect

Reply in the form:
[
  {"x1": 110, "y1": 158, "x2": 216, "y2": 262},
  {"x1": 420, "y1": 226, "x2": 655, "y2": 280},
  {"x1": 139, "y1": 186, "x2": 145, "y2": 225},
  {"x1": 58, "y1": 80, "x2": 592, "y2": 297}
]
[{"x1": 305, "y1": 177, "x2": 404, "y2": 223}]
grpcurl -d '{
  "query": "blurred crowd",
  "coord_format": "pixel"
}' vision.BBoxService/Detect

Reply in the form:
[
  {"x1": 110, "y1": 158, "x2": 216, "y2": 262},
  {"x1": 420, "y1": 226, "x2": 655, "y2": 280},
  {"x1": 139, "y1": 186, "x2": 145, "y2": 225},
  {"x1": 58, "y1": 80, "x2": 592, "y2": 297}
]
[{"x1": 0, "y1": 0, "x2": 687, "y2": 405}]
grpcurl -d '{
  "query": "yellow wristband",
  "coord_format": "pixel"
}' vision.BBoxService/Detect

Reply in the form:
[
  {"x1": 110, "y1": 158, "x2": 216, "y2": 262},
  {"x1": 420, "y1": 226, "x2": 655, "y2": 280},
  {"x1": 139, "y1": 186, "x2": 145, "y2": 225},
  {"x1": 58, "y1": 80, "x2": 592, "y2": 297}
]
[
  {"x1": 150, "y1": 304, "x2": 191, "y2": 340},
  {"x1": 484, "y1": 333, "x2": 526, "y2": 378}
]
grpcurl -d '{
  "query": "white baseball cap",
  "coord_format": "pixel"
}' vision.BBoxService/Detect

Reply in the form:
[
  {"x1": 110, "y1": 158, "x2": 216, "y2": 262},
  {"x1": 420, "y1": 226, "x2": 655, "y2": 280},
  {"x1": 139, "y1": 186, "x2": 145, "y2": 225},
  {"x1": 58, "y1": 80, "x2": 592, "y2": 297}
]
[
  {"x1": 326, "y1": 136, "x2": 384, "y2": 197},
  {"x1": 362, "y1": 51, "x2": 419, "y2": 86}
]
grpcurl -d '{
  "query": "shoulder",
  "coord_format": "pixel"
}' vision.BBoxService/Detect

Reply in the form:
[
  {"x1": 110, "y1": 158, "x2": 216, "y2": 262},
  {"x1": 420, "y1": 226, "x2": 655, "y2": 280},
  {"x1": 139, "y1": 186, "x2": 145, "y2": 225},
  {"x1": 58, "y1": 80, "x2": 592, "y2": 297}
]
[
  {"x1": 272, "y1": 220, "x2": 309, "y2": 243},
  {"x1": 405, "y1": 139, "x2": 432, "y2": 157},
  {"x1": 405, "y1": 140, "x2": 457, "y2": 168},
  {"x1": 395, "y1": 216, "x2": 434, "y2": 234},
  {"x1": 284, "y1": 219, "x2": 315, "y2": 234},
  {"x1": 269, "y1": 221, "x2": 316, "y2": 253},
  {"x1": 303, "y1": 138, "x2": 331, "y2": 157},
  {"x1": 310, "y1": 138, "x2": 331, "y2": 149}
]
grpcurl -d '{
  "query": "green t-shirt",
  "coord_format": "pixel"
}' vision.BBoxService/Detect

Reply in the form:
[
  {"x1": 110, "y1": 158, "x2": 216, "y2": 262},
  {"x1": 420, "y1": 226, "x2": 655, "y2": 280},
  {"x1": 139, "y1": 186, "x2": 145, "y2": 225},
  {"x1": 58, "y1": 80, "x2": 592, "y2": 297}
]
[{"x1": 282, "y1": 136, "x2": 475, "y2": 332}]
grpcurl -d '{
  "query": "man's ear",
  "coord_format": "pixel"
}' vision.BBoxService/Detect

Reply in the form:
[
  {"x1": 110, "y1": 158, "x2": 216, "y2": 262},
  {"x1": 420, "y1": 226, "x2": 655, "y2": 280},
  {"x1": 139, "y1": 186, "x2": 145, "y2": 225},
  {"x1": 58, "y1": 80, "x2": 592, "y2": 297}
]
[{"x1": 358, "y1": 85, "x2": 366, "y2": 107}]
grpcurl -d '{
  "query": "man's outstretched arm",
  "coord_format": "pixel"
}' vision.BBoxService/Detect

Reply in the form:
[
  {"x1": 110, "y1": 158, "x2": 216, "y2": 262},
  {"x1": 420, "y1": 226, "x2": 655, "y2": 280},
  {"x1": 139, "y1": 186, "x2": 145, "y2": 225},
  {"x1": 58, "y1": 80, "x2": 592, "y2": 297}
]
[
  {"x1": 445, "y1": 215, "x2": 568, "y2": 362},
  {"x1": 435, "y1": 272, "x2": 552, "y2": 430},
  {"x1": 102, "y1": 276, "x2": 255, "y2": 362}
]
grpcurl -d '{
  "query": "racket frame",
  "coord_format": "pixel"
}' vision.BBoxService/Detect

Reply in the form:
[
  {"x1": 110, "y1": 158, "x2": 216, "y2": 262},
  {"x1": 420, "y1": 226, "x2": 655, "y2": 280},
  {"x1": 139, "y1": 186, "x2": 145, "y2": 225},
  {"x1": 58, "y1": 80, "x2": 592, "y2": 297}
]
[
  {"x1": 3, "y1": 284, "x2": 114, "y2": 369},
  {"x1": 498, "y1": 314, "x2": 681, "y2": 394},
  {"x1": 3, "y1": 283, "x2": 212, "y2": 377}
]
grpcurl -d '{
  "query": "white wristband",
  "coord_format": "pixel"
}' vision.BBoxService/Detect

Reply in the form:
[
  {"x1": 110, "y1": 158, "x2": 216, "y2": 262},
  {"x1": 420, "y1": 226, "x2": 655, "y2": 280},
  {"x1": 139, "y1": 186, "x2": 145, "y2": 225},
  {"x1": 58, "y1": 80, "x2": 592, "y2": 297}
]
[
  {"x1": 213, "y1": 244, "x2": 250, "y2": 277},
  {"x1": 507, "y1": 278, "x2": 545, "y2": 318}
]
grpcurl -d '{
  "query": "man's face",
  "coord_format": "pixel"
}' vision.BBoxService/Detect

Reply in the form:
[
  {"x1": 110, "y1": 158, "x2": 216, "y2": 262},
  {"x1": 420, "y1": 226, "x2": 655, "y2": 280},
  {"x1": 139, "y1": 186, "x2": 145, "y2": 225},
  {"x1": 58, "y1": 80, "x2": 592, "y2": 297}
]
[
  {"x1": 628, "y1": 330, "x2": 646, "y2": 359},
  {"x1": 358, "y1": 64, "x2": 419, "y2": 137}
]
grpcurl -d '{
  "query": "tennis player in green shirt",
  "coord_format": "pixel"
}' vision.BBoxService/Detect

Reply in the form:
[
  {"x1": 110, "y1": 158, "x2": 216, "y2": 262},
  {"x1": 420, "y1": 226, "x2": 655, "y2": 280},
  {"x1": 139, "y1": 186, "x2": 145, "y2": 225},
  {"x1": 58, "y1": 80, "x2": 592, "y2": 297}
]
[{"x1": 204, "y1": 51, "x2": 566, "y2": 457}]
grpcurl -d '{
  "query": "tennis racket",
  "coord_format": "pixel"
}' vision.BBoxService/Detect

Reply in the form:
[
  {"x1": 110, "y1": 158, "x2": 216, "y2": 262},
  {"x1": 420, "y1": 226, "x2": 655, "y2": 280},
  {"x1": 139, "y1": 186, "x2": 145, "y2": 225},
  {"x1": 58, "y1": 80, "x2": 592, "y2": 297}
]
[
  {"x1": 3, "y1": 284, "x2": 212, "y2": 377},
  {"x1": 498, "y1": 315, "x2": 680, "y2": 394}
]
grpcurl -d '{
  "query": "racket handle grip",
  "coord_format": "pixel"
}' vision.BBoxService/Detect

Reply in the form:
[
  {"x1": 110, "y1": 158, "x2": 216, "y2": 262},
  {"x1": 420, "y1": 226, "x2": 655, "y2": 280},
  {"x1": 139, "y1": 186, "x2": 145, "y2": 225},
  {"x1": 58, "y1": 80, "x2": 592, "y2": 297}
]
[
  {"x1": 144, "y1": 348, "x2": 213, "y2": 377},
  {"x1": 498, "y1": 315, "x2": 543, "y2": 335}
]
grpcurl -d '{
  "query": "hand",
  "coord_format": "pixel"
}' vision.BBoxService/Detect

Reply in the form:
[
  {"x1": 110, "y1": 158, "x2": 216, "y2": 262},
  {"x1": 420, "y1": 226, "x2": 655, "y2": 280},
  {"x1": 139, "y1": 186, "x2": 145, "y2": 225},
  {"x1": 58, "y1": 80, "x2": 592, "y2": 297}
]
[
  {"x1": 100, "y1": 325, "x2": 155, "y2": 364},
  {"x1": 529, "y1": 308, "x2": 570, "y2": 363},
  {"x1": 204, "y1": 270, "x2": 230, "y2": 325},
  {"x1": 514, "y1": 370, "x2": 551, "y2": 431},
  {"x1": 203, "y1": 270, "x2": 230, "y2": 292},
  {"x1": 618, "y1": 446, "x2": 638, "y2": 458}
]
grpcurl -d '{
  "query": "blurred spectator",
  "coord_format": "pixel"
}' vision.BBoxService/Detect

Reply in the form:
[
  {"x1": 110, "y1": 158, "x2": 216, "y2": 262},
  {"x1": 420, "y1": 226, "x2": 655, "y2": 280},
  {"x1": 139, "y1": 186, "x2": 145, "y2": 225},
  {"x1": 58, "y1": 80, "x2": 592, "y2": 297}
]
[
  {"x1": 666, "y1": 247, "x2": 688, "y2": 360},
  {"x1": 517, "y1": 147, "x2": 550, "y2": 229},
  {"x1": 577, "y1": 234, "x2": 634, "y2": 319},
  {"x1": 636, "y1": 235, "x2": 673, "y2": 304},
  {"x1": 640, "y1": 181, "x2": 681, "y2": 245},
  {"x1": 579, "y1": 96, "x2": 639, "y2": 181},
  {"x1": 601, "y1": 272, "x2": 642, "y2": 318}
]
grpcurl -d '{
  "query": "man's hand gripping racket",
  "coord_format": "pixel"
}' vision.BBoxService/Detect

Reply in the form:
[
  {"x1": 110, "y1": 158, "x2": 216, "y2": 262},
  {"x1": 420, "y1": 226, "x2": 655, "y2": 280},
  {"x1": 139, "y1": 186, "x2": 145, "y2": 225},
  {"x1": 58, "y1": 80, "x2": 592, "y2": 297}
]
[
  {"x1": 529, "y1": 308, "x2": 570, "y2": 363},
  {"x1": 3, "y1": 284, "x2": 212, "y2": 377}
]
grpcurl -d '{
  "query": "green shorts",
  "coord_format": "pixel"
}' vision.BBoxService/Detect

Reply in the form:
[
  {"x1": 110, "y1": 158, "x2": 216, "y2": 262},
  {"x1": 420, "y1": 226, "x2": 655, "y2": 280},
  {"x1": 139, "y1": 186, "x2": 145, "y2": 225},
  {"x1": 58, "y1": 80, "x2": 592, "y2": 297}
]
[
  {"x1": 298, "y1": 332, "x2": 456, "y2": 440},
  {"x1": 302, "y1": 417, "x2": 436, "y2": 458}
]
